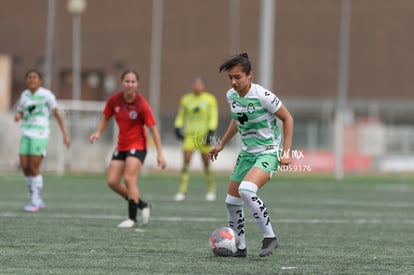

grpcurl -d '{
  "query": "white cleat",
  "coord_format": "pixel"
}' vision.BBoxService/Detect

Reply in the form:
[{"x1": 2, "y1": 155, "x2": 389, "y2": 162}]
[
  {"x1": 117, "y1": 219, "x2": 136, "y2": 228},
  {"x1": 141, "y1": 203, "x2": 151, "y2": 226},
  {"x1": 205, "y1": 192, "x2": 216, "y2": 202},
  {"x1": 174, "y1": 192, "x2": 186, "y2": 202}
]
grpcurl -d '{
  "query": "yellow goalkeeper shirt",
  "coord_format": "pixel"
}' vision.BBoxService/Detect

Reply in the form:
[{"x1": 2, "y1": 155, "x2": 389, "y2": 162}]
[{"x1": 174, "y1": 91, "x2": 218, "y2": 136}]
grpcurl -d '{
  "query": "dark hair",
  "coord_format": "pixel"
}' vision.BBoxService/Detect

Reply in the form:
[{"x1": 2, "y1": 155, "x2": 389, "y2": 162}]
[
  {"x1": 219, "y1": 53, "x2": 252, "y2": 74},
  {"x1": 25, "y1": 68, "x2": 42, "y2": 79},
  {"x1": 121, "y1": 69, "x2": 140, "y2": 81}
]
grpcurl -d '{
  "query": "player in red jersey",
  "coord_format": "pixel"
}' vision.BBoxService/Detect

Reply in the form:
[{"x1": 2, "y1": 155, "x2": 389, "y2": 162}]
[{"x1": 89, "y1": 69, "x2": 167, "y2": 228}]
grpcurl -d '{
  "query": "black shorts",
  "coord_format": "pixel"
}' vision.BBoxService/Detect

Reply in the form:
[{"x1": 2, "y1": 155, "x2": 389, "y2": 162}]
[{"x1": 111, "y1": 149, "x2": 147, "y2": 163}]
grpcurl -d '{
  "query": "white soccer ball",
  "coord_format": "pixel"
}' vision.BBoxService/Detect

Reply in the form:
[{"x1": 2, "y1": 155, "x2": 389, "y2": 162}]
[{"x1": 209, "y1": 227, "x2": 239, "y2": 257}]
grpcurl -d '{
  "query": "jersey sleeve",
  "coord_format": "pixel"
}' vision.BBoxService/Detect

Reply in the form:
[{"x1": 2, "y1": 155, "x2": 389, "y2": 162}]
[
  {"x1": 140, "y1": 97, "x2": 156, "y2": 126},
  {"x1": 103, "y1": 96, "x2": 114, "y2": 117},
  {"x1": 259, "y1": 88, "x2": 282, "y2": 114},
  {"x1": 46, "y1": 90, "x2": 58, "y2": 111}
]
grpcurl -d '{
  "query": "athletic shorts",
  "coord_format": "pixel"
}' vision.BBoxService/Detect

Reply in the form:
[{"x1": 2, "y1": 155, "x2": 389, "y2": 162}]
[
  {"x1": 182, "y1": 133, "x2": 210, "y2": 154},
  {"x1": 111, "y1": 149, "x2": 147, "y2": 163},
  {"x1": 18, "y1": 136, "x2": 49, "y2": 157},
  {"x1": 230, "y1": 150, "x2": 280, "y2": 183}
]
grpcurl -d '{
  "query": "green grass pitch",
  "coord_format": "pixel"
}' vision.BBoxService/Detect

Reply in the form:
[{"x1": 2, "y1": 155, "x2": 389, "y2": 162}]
[{"x1": 0, "y1": 172, "x2": 413, "y2": 274}]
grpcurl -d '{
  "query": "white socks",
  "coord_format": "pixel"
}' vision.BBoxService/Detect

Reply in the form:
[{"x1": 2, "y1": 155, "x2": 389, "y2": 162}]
[
  {"x1": 225, "y1": 194, "x2": 246, "y2": 250},
  {"x1": 238, "y1": 181, "x2": 276, "y2": 238},
  {"x1": 29, "y1": 175, "x2": 43, "y2": 206}
]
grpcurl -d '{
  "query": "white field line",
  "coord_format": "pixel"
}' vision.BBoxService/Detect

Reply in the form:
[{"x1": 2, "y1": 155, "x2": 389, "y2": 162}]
[
  {"x1": 1, "y1": 212, "x2": 414, "y2": 224},
  {"x1": 1, "y1": 197, "x2": 414, "y2": 209}
]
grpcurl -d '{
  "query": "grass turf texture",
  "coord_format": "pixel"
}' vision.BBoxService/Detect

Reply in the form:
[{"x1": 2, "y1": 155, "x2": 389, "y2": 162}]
[{"x1": 0, "y1": 173, "x2": 413, "y2": 274}]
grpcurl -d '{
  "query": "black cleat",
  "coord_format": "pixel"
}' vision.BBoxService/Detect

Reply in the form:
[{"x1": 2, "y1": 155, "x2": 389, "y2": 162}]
[
  {"x1": 259, "y1": 237, "x2": 278, "y2": 257},
  {"x1": 233, "y1": 248, "x2": 247, "y2": 257}
]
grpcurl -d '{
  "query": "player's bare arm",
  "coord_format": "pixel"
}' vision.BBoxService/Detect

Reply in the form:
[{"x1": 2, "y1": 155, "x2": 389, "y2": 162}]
[
  {"x1": 208, "y1": 119, "x2": 238, "y2": 161},
  {"x1": 148, "y1": 125, "x2": 167, "y2": 169},
  {"x1": 89, "y1": 116, "x2": 111, "y2": 143},
  {"x1": 53, "y1": 108, "x2": 71, "y2": 148},
  {"x1": 275, "y1": 105, "x2": 294, "y2": 165}
]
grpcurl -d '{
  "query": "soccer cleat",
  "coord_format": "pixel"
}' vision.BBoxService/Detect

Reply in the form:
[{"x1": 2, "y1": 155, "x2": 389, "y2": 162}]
[
  {"x1": 233, "y1": 248, "x2": 247, "y2": 257},
  {"x1": 259, "y1": 237, "x2": 279, "y2": 257},
  {"x1": 205, "y1": 192, "x2": 216, "y2": 202},
  {"x1": 141, "y1": 202, "x2": 151, "y2": 226},
  {"x1": 174, "y1": 192, "x2": 186, "y2": 202},
  {"x1": 117, "y1": 219, "x2": 137, "y2": 228},
  {"x1": 23, "y1": 201, "x2": 45, "y2": 212}
]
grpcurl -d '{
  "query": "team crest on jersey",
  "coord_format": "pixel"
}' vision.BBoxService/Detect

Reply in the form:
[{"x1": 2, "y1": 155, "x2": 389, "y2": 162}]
[
  {"x1": 129, "y1": 110, "x2": 138, "y2": 120},
  {"x1": 115, "y1": 106, "x2": 120, "y2": 113},
  {"x1": 247, "y1": 103, "x2": 255, "y2": 113}
]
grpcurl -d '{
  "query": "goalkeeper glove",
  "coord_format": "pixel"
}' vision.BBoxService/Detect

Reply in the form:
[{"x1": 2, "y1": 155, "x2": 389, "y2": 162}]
[
  {"x1": 205, "y1": 130, "x2": 215, "y2": 145},
  {"x1": 174, "y1": 128, "x2": 184, "y2": 141}
]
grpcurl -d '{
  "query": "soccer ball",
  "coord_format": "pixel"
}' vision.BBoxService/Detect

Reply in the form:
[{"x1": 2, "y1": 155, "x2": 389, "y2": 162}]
[{"x1": 209, "y1": 227, "x2": 239, "y2": 257}]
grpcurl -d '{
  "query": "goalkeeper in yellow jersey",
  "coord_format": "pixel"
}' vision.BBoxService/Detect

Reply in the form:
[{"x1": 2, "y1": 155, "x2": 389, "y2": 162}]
[{"x1": 174, "y1": 78, "x2": 218, "y2": 201}]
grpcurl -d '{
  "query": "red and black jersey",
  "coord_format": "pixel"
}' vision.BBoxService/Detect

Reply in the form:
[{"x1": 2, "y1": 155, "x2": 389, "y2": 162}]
[{"x1": 103, "y1": 91, "x2": 156, "y2": 151}]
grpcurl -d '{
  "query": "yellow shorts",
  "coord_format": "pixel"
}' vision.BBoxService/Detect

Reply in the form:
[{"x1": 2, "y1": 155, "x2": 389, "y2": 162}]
[{"x1": 182, "y1": 133, "x2": 211, "y2": 154}]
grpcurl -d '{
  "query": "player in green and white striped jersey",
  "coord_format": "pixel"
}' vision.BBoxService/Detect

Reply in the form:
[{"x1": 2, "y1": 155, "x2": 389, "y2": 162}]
[
  {"x1": 14, "y1": 69, "x2": 71, "y2": 212},
  {"x1": 208, "y1": 53, "x2": 294, "y2": 257}
]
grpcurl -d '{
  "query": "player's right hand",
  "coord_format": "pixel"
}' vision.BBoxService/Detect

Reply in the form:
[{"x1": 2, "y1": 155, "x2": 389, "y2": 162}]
[
  {"x1": 174, "y1": 128, "x2": 184, "y2": 141},
  {"x1": 207, "y1": 143, "x2": 224, "y2": 161}
]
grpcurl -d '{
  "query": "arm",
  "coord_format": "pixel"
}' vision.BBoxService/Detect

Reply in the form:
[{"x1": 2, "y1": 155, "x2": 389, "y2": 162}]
[
  {"x1": 207, "y1": 119, "x2": 238, "y2": 161},
  {"x1": 89, "y1": 115, "x2": 111, "y2": 143},
  {"x1": 148, "y1": 125, "x2": 167, "y2": 169},
  {"x1": 275, "y1": 105, "x2": 294, "y2": 165},
  {"x1": 53, "y1": 108, "x2": 71, "y2": 148},
  {"x1": 208, "y1": 95, "x2": 219, "y2": 131}
]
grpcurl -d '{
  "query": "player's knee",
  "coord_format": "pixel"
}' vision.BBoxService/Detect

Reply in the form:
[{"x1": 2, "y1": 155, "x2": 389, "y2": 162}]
[
  {"x1": 123, "y1": 176, "x2": 137, "y2": 187},
  {"x1": 107, "y1": 180, "x2": 119, "y2": 189}
]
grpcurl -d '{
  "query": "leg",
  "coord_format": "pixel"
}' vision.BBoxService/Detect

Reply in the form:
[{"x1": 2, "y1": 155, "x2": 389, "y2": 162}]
[
  {"x1": 201, "y1": 151, "x2": 216, "y2": 201},
  {"x1": 22, "y1": 155, "x2": 45, "y2": 212},
  {"x1": 225, "y1": 181, "x2": 246, "y2": 257},
  {"x1": 20, "y1": 155, "x2": 33, "y2": 196},
  {"x1": 123, "y1": 156, "x2": 142, "y2": 202},
  {"x1": 19, "y1": 155, "x2": 31, "y2": 176},
  {"x1": 28, "y1": 155, "x2": 44, "y2": 206},
  {"x1": 107, "y1": 160, "x2": 128, "y2": 199},
  {"x1": 241, "y1": 167, "x2": 278, "y2": 257},
  {"x1": 122, "y1": 156, "x2": 141, "y2": 224},
  {"x1": 21, "y1": 136, "x2": 49, "y2": 212},
  {"x1": 175, "y1": 150, "x2": 193, "y2": 201}
]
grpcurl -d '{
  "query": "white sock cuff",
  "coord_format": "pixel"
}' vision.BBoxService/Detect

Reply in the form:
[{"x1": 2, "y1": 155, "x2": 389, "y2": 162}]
[
  {"x1": 225, "y1": 194, "x2": 244, "y2": 206},
  {"x1": 32, "y1": 175, "x2": 43, "y2": 186},
  {"x1": 25, "y1": 176, "x2": 33, "y2": 185},
  {"x1": 238, "y1": 181, "x2": 258, "y2": 194},
  {"x1": 32, "y1": 175, "x2": 42, "y2": 181}
]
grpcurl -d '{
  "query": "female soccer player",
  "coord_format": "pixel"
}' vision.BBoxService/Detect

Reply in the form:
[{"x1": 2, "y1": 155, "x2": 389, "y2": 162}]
[
  {"x1": 89, "y1": 69, "x2": 166, "y2": 228},
  {"x1": 208, "y1": 53, "x2": 294, "y2": 257},
  {"x1": 15, "y1": 68, "x2": 71, "y2": 212}
]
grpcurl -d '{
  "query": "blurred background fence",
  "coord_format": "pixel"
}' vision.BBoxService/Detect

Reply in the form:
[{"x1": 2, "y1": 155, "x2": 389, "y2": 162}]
[
  {"x1": 1, "y1": 98, "x2": 413, "y2": 174},
  {"x1": 1, "y1": 0, "x2": 414, "y2": 175}
]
